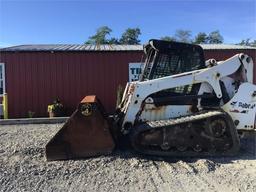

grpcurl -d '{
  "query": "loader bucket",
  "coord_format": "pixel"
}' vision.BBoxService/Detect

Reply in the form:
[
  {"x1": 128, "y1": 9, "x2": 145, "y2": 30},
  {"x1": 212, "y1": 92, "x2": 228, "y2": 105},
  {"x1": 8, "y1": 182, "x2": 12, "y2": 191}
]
[{"x1": 45, "y1": 95, "x2": 115, "y2": 161}]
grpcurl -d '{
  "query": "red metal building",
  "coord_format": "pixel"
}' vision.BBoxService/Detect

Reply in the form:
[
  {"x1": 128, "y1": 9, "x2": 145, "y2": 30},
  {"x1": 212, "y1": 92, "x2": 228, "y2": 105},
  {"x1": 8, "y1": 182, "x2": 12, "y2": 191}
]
[{"x1": 0, "y1": 44, "x2": 255, "y2": 118}]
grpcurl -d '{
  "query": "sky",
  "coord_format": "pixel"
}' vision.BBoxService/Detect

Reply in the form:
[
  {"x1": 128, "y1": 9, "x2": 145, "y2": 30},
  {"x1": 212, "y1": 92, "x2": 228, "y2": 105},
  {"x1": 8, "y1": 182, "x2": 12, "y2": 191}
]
[{"x1": 0, "y1": 0, "x2": 255, "y2": 47}]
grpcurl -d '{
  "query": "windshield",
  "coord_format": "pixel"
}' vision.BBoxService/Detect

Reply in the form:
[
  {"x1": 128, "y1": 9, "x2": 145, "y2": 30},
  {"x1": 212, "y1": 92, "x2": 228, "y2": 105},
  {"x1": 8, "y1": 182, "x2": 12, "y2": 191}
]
[{"x1": 141, "y1": 46, "x2": 204, "y2": 81}]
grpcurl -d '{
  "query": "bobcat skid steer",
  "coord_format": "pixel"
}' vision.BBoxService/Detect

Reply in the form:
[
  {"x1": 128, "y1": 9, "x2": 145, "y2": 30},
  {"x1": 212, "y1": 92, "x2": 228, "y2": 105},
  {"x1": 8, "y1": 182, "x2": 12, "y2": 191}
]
[{"x1": 46, "y1": 39, "x2": 256, "y2": 161}]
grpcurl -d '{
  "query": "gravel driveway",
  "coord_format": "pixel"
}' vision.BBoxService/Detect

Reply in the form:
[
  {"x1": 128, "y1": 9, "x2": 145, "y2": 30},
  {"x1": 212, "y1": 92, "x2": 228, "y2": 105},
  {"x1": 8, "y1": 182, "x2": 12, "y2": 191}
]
[{"x1": 0, "y1": 123, "x2": 255, "y2": 192}]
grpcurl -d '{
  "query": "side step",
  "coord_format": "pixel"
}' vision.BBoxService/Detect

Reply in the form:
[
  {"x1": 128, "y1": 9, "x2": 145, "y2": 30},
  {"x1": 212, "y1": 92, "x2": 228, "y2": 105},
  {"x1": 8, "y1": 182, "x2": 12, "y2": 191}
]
[{"x1": 45, "y1": 96, "x2": 115, "y2": 161}]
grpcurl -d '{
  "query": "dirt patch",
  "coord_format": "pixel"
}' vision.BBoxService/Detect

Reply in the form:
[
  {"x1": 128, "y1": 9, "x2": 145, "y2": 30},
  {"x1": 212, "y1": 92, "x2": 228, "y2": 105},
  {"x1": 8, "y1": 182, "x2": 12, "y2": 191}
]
[{"x1": 0, "y1": 124, "x2": 255, "y2": 192}]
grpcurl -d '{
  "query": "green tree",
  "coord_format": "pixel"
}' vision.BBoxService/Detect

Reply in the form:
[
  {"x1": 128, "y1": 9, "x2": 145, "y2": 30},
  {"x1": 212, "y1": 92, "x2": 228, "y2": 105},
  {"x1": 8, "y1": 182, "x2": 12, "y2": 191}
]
[
  {"x1": 238, "y1": 39, "x2": 256, "y2": 47},
  {"x1": 208, "y1": 30, "x2": 223, "y2": 44},
  {"x1": 174, "y1": 30, "x2": 192, "y2": 43},
  {"x1": 238, "y1": 38, "x2": 251, "y2": 46},
  {"x1": 160, "y1": 36, "x2": 176, "y2": 42},
  {"x1": 251, "y1": 40, "x2": 256, "y2": 47},
  {"x1": 108, "y1": 37, "x2": 120, "y2": 44},
  {"x1": 85, "y1": 26, "x2": 112, "y2": 44},
  {"x1": 194, "y1": 32, "x2": 208, "y2": 44},
  {"x1": 119, "y1": 28, "x2": 141, "y2": 45}
]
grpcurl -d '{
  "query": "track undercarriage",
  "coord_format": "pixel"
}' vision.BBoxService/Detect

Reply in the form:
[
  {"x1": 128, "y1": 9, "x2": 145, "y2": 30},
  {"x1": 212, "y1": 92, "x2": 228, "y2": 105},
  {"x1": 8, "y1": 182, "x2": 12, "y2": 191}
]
[{"x1": 130, "y1": 110, "x2": 240, "y2": 157}]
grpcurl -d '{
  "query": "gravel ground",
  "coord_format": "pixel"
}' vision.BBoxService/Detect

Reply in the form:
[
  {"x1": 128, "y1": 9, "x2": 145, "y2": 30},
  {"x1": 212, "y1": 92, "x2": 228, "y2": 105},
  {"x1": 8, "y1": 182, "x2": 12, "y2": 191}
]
[{"x1": 0, "y1": 123, "x2": 255, "y2": 192}]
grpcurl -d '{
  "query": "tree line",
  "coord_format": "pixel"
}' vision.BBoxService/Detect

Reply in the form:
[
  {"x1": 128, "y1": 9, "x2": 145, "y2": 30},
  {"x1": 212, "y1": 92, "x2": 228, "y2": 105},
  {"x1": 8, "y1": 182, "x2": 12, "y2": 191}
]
[
  {"x1": 85, "y1": 26, "x2": 141, "y2": 45},
  {"x1": 85, "y1": 26, "x2": 256, "y2": 47}
]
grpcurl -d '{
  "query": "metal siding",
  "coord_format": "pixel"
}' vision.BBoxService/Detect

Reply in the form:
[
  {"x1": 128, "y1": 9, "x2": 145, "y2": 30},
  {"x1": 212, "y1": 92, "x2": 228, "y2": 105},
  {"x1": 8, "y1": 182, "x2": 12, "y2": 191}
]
[
  {"x1": 14, "y1": 53, "x2": 23, "y2": 117},
  {"x1": 0, "y1": 49, "x2": 255, "y2": 118}
]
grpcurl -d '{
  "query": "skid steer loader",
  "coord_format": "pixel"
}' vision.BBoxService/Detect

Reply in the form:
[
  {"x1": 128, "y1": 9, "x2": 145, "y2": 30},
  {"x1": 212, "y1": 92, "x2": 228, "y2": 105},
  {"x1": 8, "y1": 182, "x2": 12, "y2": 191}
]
[{"x1": 46, "y1": 39, "x2": 256, "y2": 161}]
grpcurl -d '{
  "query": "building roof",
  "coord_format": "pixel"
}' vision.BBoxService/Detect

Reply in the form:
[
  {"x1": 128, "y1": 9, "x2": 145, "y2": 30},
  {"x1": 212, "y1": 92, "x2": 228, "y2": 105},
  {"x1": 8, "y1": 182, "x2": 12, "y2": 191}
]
[
  {"x1": 0, "y1": 44, "x2": 143, "y2": 52},
  {"x1": 0, "y1": 43, "x2": 255, "y2": 52},
  {"x1": 200, "y1": 44, "x2": 256, "y2": 50}
]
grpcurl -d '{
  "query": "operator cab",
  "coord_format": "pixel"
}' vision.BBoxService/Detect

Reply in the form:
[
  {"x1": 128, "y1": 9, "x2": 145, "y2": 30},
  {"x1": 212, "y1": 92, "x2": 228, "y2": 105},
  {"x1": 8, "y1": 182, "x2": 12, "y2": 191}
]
[
  {"x1": 141, "y1": 39, "x2": 206, "y2": 81},
  {"x1": 141, "y1": 39, "x2": 216, "y2": 108}
]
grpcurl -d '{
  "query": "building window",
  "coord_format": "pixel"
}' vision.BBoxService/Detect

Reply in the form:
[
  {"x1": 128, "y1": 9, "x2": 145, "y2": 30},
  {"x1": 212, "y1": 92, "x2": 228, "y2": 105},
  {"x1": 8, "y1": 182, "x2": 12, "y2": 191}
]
[{"x1": 0, "y1": 63, "x2": 5, "y2": 95}]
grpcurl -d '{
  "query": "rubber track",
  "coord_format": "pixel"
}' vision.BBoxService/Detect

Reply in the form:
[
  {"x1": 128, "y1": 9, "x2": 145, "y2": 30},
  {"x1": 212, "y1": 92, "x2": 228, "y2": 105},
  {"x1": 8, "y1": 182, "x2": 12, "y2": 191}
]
[{"x1": 130, "y1": 110, "x2": 240, "y2": 157}]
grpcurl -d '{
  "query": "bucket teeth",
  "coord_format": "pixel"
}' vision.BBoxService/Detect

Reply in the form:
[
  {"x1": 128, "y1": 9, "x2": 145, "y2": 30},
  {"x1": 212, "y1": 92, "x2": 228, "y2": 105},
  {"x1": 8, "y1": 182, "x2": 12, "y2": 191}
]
[{"x1": 45, "y1": 95, "x2": 115, "y2": 161}]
